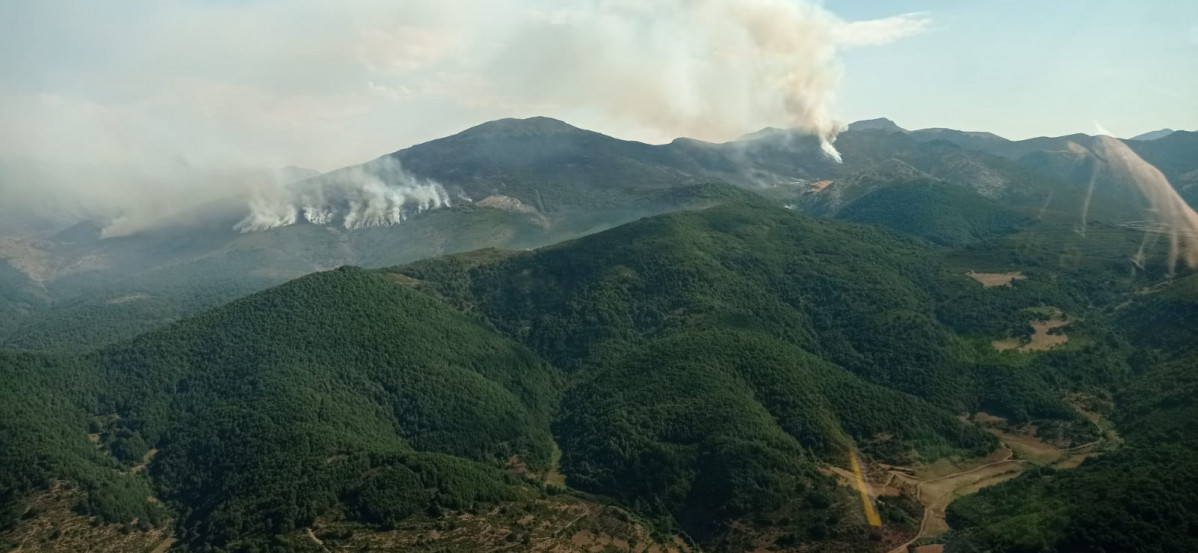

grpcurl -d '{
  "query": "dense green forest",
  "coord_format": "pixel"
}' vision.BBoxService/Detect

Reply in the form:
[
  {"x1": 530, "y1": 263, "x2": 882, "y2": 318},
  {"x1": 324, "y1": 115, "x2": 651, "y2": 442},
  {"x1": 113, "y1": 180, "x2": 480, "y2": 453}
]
[
  {"x1": 834, "y1": 181, "x2": 1031, "y2": 246},
  {"x1": 1, "y1": 196, "x2": 1193, "y2": 552},
  {"x1": 2, "y1": 268, "x2": 561, "y2": 552},
  {"x1": 398, "y1": 201, "x2": 1120, "y2": 422},
  {"x1": 945, "y1": 276, "x2": 1198, "y2": 553},
  {"x1": 945, "y1": 351, "x2": 1198, "y2": 552},
  {"x1": 393, "y1": 200, "x2": 1166, "y2": 542}
]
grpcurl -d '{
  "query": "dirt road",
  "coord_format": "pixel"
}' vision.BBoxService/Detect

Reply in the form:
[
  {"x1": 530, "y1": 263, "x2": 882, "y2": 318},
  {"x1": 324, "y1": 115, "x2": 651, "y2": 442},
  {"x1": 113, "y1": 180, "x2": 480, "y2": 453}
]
[{"x1": 883, "y1": 429, "x2": 1101, "y2": 553}]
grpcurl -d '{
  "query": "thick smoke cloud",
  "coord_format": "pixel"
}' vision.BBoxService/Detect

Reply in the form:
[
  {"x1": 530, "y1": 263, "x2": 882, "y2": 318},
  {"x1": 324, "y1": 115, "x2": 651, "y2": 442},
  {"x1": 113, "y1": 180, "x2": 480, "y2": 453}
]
[
  {"x1": 483, "y1": 1, "x2": 929, "y2": 161},
  {"x1": 235, "y1": 159, "x2": 450, "y2": 232},
  {"x1": 0, "y1": 0, "x2": 928, "y2": 236}
]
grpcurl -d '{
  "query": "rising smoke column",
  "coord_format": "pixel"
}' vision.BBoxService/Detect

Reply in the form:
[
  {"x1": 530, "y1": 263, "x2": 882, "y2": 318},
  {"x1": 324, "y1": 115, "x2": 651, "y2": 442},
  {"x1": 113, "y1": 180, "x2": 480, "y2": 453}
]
[
  {"x1": 486, "y1": 0, "x2": 930, "y2": 162},
  {"x1": 0, "y1": 0, "x2": 931, "y2": 235},
  {"x1": 235, "y1": 158, "x2": 450, "y2": 232}
]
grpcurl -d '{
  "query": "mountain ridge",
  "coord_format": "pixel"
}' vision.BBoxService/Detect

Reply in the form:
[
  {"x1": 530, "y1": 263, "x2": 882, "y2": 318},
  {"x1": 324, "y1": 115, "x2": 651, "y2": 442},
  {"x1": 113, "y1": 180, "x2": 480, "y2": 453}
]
[{"x1": 2, "y1": 115, "x2": 1194, "y2": 353}]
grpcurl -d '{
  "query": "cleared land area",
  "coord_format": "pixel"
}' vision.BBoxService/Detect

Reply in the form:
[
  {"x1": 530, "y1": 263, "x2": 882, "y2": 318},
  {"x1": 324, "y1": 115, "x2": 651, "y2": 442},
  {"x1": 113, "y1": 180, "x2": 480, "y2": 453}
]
[
  {"x1": 821, "y1": 410, "x2": 1111, "y2": 553},
  {"x1": 966, "y1": 271, "x2": 1026, "y2": 287},
  {"x1": 303, "y1": 495, "x2": 686, "y2": 553},
  {"x1": 0, "y1": 482, "x2": 171, "y2": 553},
  {"x1": 993, "y1": 308, "x2": 1070, "y2": 352}
]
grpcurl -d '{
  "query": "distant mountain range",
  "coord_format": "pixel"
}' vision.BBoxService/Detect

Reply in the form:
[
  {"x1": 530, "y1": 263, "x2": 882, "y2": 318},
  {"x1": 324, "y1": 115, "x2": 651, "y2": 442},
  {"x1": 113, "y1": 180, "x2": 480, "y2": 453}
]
[
  {"x1": 1129, "y1": 128, "x2": 1175, "y2": 141},
  {"x1": 0, "y1": 116, "x2": 1195, "y2": 350}
]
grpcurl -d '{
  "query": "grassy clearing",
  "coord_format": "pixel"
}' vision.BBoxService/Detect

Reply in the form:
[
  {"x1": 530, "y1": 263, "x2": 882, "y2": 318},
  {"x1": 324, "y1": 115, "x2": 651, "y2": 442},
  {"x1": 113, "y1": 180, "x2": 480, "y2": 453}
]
[
  {"x1": 543, "y1": 442, "x2": 566, "y2": 488},
  {"x1": 966, "y1": 271, "x2": 1027, "y2": 287},
  {"x1": 992, "y1": 307, "x2": 1071, "y2": 352}
]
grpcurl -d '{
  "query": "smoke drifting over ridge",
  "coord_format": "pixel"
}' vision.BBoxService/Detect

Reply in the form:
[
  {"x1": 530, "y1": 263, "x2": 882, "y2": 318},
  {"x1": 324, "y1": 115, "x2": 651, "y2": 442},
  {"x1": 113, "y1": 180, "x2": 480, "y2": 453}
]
[
  {"x1": 483, "y1": 0, "x2": 929, "y2": 161},
  {"x1": 235, "y1": 159, "x2": 450, "y2": 232},
  {"x1": 0, "y1": 0, "x2": 930, "y2": 236}
]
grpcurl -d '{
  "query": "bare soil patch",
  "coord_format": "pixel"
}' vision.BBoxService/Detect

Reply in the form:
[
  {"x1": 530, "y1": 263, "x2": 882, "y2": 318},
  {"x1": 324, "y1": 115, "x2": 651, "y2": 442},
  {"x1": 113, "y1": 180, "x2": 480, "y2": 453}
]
[
  {"x1": 883, "y1": 410, "x2": 1106, "y2": 553},
  {"x1": 132, "y1": 448, "x2": 158, "y2": 474},
  {"x1": 1024, "y1": 319, "x2": 1069, "y2": 351},
  {"x1": 0, "y1": 482, "x2": 172, "y2": 553},
  {"x1": 148, "y1": 537, "x2": 177, "y2": 553},
  {"x1": 992, "y1": 309, "x2": 1070, "y2": 352},
  {"x1": 304, "y1": 495, "x2": 682, "y2": 553},
  {"x1": 0, "y1": 239, "x2": 57, "y2": 283},
  {"x1": 967, "y1": 412, "x2": 1096, "y2": 464},
  {"x1": 909, "y1": 448, "x2": 1023, "y2": 538},
  {"x1": 478, "y1": 194, "x2": 539, "y2": 215},
  {"x1": 966, "y1": 271, "x2": 1026, "y2": 287},
  {"x1": 990, "y1": 429, "x2": 1067, "y2": 464}
]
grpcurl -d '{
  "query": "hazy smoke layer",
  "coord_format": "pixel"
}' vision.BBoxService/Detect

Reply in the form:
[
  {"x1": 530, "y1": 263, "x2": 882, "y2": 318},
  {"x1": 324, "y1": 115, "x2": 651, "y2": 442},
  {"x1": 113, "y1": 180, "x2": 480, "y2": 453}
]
[
  {"x1": 486, "y1": 0, "x2": 929, "y2": 161},
  {"x1": 236, "y1": 159, "x2": 450, "y2": 232},
  {"x1": 1090, "y1": 135, "x2": 1198, "y2": 273},
  {"x1": 0, "y1": 0, "x2": 929, "y2": 235}
]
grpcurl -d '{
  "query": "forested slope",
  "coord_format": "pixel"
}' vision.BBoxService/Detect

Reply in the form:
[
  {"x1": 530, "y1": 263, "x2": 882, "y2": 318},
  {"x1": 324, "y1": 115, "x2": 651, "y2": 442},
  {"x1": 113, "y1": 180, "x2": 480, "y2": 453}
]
[
  {"x1": 393, "y1": 201, "x2": 1134, "y2": 545},
  {"x1": 2, "y1": 267, "x2": 561, "y2": 552},
  {"x1": 945, "y1": 276, "x2": 1198, "y2": 553},
  {"x1": 2, "y1": 197, "x2": 1191, "y2": 553}
]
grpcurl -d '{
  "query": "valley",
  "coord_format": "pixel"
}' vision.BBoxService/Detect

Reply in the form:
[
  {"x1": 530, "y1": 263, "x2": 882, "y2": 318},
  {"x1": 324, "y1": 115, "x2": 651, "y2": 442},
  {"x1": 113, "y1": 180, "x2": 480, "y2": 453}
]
[
  {"x1": 819, "y1": 403, "x2": 1116, "y2": 553},
  {"x1": 1, "y1": 117, "x2": 1196, "y2": 553},
  {"x1": 3, "y1": 0, "x2": 1196, "y2": 548},
  {"x1": 882, "y1": 412, "x2": 1110, "y2": 552}
]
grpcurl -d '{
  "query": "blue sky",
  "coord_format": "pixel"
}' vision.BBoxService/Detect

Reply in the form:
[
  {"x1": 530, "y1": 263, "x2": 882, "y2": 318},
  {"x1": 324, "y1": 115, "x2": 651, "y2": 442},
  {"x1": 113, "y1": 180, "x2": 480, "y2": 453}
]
[
  {"x1": 832, "y1": 0, "x2": 1197, "y2": 137},
  {"x1": 0, "y1": 0, "x2": 1194, "y2": 176}
]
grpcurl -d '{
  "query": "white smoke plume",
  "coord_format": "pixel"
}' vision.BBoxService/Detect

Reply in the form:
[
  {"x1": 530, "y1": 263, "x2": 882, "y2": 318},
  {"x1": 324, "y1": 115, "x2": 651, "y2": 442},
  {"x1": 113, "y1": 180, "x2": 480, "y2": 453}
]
[
  {"x1": 1088, "y1": 134, "x2": 1198, "y2": 274},
  {"x1": 235, "y1": 158, "x2": 450, "y2": 232},
  {"x1": 483, "y1": 1, "x2": 930, "y2": 161},
  {"x1": 0, "y1": 0, "x2": 929, "y2": 235}
]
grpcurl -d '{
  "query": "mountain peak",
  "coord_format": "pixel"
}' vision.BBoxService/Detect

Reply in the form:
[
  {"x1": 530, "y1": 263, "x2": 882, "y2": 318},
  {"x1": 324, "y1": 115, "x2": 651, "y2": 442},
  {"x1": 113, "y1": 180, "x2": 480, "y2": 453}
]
[
  {"x1": 1128, "y1": 128, "x2": 1175, "y2": 141},
  {"x1": 736, "y1": 127, "x2": 791, "y2": 142},
  {"x1": 847, "y1": 118, "x2": 908, "y2": 133},
  {"x1": 454, "y1": 117, "x2": 586, "y2": 140}
]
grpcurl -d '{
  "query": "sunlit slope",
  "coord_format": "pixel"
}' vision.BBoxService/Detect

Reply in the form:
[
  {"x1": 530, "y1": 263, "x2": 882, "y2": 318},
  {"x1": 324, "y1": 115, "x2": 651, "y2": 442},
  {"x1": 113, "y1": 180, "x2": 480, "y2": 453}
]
[
  {"x1": 395, "y1": 201, "x2": 1155, "y2": 541},
  {"x1": 400, "y1": 200, "x2": 1087, "y2": 412},
  {"x1": 4, "y1": 196, "x2": 1190, "y2": 552}
]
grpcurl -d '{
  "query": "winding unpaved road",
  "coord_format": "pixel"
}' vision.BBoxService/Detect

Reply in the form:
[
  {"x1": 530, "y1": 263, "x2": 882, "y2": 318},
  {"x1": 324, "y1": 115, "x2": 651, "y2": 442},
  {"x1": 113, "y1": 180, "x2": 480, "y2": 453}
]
[
  {"x1": 885, "y1": 448, "x2": 1019, "y2": 553},
  {"x1": 884, "y1": 434, "x2": 1101, "y2": 553}
]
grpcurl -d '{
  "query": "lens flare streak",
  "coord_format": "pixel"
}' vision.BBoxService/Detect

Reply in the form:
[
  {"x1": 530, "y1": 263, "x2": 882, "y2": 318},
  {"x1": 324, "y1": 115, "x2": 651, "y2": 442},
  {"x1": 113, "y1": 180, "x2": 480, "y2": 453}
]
[{"x1": 849, "y1": 448, "x2": 882, "y2": 527}]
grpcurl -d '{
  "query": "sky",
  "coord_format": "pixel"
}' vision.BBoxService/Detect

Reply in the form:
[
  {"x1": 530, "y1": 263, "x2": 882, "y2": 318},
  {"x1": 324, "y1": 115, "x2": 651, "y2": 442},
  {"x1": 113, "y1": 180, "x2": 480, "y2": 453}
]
[
  {"x1": 0, "y1": 0, "x2": 1194, "y2": 179},
  {"x1": 832, "y1": 0, "x2": 1198, "y2": 139}
]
